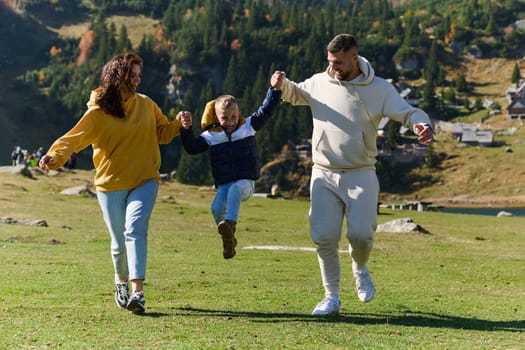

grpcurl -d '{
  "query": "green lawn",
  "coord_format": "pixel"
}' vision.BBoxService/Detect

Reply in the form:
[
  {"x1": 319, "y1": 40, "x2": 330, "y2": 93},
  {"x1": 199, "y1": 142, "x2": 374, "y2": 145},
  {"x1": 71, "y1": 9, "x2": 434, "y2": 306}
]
[{"x1": 0, "y1": 169, "x2": 523, "y2": 349}]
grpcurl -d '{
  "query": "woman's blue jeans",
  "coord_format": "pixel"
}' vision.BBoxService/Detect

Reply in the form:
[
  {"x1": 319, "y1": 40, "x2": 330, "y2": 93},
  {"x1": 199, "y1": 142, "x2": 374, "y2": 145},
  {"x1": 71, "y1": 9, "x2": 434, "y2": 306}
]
[
  {"x1": 211, "y1": 179, "x2": 254, "y2": 224},
  {"x1": 96, "y1": 180, "x2": 158, "y2": 281}
]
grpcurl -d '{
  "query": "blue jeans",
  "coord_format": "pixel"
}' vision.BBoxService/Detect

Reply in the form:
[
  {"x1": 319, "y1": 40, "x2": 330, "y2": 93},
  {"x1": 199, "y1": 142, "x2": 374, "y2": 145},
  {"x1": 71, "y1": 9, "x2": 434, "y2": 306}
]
[
  {"x1": 96, "y1": 180, "x2": 159, "y2": 281},
  {"x1": 211, "y1": 179, "x2": 254, "y2": 224}
]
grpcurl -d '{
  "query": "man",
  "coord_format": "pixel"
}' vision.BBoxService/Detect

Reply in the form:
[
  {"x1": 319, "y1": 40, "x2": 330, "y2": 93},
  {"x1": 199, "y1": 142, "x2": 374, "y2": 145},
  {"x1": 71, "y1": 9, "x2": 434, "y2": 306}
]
[{"x1": 273, "y1": 34, "x2": 433, "y2": 316}]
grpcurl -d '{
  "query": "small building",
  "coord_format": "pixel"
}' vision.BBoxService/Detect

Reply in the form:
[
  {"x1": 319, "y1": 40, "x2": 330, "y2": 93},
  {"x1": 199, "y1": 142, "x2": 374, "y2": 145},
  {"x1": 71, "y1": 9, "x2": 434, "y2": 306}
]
[
  {"x1": 507, "y1": 99, "x2": 525, "y2": 120},
  {"x1": 461, "y1": 129, "x2": 493, "y2": 146},
  {"x1": 506, "y1": 80, "x2": 525, "y2": 103}
]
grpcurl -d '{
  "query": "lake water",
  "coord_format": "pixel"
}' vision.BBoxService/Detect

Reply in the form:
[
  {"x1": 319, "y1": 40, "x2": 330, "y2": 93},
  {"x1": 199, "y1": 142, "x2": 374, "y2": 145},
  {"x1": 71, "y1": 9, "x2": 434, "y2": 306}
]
[{"x1": 440, "y1": 207, "x2": 525, "y2": 216}]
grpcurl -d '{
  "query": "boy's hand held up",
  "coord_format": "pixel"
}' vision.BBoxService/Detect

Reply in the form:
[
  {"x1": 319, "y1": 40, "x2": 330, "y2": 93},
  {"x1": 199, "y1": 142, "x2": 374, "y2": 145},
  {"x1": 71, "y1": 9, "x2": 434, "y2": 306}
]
[{"x1": 271, "y1": 71, "x2": 286, "y2": 90}]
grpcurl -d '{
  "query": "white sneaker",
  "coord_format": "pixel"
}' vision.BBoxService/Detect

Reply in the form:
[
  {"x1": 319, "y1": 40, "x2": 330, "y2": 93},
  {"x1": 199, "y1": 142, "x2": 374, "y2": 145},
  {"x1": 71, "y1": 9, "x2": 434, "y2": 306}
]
[
  {"x1": 354, "y1": 267, "x2": 375, "y2": 303},
  {"x1": 311, "y1": 296, "x2": 341, "y2": 316}
]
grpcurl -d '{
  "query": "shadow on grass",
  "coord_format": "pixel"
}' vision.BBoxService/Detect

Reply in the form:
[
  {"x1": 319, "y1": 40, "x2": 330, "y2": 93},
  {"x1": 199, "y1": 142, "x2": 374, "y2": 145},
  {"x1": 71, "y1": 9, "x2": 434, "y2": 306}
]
[
  {"x1": 175, "y1": 307, "x2": 524, "y2": 332},
  {"x1": 136, "y1": 312, "x2": 171, "y2": 318}
]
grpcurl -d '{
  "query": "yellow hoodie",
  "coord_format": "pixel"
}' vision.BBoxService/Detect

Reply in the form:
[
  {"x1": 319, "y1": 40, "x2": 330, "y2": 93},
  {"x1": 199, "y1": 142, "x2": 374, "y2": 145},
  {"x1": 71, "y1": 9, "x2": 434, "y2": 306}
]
[{"x1": 46, "y1": 88, "x2": 182, "y2": 192}]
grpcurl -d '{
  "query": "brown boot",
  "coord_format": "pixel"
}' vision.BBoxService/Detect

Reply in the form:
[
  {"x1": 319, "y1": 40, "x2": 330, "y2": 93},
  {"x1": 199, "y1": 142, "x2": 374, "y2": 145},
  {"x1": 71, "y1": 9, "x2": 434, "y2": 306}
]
[{"x1": 217, "y1": 220, "x2": 237, "y2": 259}]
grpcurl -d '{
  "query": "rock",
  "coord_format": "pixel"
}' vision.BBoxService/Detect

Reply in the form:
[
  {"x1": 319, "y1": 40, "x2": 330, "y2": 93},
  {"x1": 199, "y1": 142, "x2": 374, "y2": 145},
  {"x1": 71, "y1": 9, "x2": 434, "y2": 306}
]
[
  {"x1": 376, "y1": 217, "x2": 430, "y2": 234},
  {"x1": 160, "y1": 173, "x2": 171, "y2": 181},
  {"x1": 0, "y1": 165, "x2": 34, "y2": 178},
  {"x1": 59, "y1": 184, "x2": 95, "y2": 197},
  {"x1": 0, "y1": 217, "x2": 48, "y2": 227}
]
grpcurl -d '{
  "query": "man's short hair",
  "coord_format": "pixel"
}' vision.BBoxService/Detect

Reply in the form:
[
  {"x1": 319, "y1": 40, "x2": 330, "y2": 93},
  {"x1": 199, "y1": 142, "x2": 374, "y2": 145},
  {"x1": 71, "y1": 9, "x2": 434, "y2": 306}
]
[{"x1": 327, "y1": 34, "x2": 358, "y2": 53}]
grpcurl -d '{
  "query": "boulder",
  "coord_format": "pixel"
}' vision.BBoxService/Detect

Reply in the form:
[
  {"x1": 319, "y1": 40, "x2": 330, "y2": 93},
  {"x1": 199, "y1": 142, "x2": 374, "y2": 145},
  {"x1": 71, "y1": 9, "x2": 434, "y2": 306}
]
[
  {"x1": 60, "y1": 184, "x2": 96, "y2": 197},
  {"x1": 376, "y1": 217, "x2": 430, "y2": 234}
]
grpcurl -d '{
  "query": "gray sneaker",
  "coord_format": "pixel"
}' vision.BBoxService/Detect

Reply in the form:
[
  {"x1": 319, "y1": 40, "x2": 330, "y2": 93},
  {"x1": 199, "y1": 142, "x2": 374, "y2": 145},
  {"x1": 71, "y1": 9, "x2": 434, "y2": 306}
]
[
  {"x1": 127, "y1": 290, "x2": 145, "y2": 314},
  {"x1": 115, "y1": 282, "x2": 129, "y2": 309}
]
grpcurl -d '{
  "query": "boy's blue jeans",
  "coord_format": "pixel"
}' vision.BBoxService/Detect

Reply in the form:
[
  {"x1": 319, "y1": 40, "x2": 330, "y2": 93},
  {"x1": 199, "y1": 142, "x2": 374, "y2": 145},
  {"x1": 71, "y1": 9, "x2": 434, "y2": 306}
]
[
  {"x1": 96, "y1": 180, "x2": 158, "y2": 282},
  {"x1": 211, "y1": 179, "x2": 254, "y2": 224}
]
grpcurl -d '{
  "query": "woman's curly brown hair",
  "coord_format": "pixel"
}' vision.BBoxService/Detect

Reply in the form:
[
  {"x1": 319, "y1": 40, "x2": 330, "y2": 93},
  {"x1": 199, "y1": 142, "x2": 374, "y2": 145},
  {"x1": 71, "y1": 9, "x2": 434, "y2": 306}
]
[{"x1": 96, "y1": 52, "x2": 143, "y2": 118}]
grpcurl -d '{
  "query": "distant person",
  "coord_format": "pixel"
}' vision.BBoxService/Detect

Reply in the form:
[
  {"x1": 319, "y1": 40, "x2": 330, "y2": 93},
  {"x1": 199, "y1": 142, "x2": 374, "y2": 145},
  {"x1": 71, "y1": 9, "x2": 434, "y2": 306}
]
[
  {"x1": 11, "y1": 146, "x2": 24, "y2": 166},
  {"x1": 177, "y1": 71, "x2": 284, "y2": 259},
  {"x1": 11, "y1": 146, "x2": 22, "y2": 166},
  {"x1": 272, "y1": 34, "x2": 433, "y2": 316},
  {"x1": 39, "y1": 52, "x2": 183, "y2": 314},
  {"x1": 36, "y1": 147, "x2": 45, "y2": 160},
  {"x1": 26, "y1": 151, "x2": 38, "y2": 167},
  {"x1": 21, "y1": 149, "x2": 29, "y2": 166}
]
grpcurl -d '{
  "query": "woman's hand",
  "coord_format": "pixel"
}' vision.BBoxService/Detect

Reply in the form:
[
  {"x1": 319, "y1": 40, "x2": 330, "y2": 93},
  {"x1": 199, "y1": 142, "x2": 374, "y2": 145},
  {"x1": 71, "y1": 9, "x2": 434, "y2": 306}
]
[
  {"x1": 38, "y1": 154, "x2": 54, "y2": 170},
  {"x1": 176, "y1": 111, "x2": 193, "y2": 129}
]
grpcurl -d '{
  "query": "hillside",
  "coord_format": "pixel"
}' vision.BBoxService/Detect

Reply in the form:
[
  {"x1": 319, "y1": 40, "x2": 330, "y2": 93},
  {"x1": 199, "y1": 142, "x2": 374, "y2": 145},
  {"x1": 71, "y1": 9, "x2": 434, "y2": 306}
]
[{"x1": 389, "y1": 56, "x2": 525, "y2": 207}]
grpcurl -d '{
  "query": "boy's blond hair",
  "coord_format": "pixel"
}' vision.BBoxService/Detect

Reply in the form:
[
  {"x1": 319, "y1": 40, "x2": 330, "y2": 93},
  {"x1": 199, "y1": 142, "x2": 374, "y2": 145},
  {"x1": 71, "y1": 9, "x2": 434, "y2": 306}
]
[
  {"x1": 201, "y1": 95, "x2": 245, "y2": 131},
  {"x1": 214, "y1": 95, "x2": 238, "y2": 111}
]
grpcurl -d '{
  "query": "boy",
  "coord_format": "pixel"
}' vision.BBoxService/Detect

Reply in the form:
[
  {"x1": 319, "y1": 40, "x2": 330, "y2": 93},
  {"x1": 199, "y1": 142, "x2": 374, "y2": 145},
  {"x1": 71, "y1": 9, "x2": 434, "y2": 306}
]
[{"x1": 178, "y1": 71, "x2": 284, "y2": 259}]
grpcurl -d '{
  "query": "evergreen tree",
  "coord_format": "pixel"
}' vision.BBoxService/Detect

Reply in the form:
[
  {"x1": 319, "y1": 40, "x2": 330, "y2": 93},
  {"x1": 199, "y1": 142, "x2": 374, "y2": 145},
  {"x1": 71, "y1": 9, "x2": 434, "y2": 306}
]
[
  {"x1": 473, "y1": 97, "x2": 483, "y2": 111},
  {"x1": 511, "y1": 62, "x2": 521, "y2": 86},
  {"x1": 387, "y1": 120, "x2": 400, "y2": 147},
  {"x1": 176, "y1": 151, "x2": 212, "y2": 185},
  {"x1": 421, "y1": 78, "x2": 436, "y2": 112},
  {"x1": 485, "y1": 13, "x2": 496, "y2": 35},
  {"x1": 424, "y1": 40, "x2": 439, "y2": 83},
  {"x1": 455, "y1": 72, "x2": 469, "y2": 92},
  {"x1": 116, "y1": 24, "x2": 133, "y2": 52}
]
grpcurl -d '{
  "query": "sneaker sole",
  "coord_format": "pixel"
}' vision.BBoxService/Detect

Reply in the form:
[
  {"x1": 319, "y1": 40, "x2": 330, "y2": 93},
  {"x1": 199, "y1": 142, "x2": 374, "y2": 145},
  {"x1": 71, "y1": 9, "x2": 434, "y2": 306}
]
[
  {"x1": 358, "y1": 289, "x2": 375, "y2": 303},
  {"x1": 127, "y1": 300, "x2": 145, "y2": 314},
  {"x1": 312, "y1": 310, "x2": 340, "y2": 316}
]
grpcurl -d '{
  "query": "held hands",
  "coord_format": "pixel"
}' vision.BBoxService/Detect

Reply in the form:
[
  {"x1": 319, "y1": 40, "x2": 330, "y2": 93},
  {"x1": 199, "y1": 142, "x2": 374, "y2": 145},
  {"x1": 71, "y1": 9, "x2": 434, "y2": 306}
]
[
  {"x1": 176, "y1": 111, "x2": 192, "y2": 129},
  {"x1": 271, "y1": 71, "x2": 286, "y2": 90},
  {"x1": 414, "y1": 124, "x2": 433, "y2": 144},
  {"x1": 38, "y1": 154, "x2": 53, "y2": 170}
]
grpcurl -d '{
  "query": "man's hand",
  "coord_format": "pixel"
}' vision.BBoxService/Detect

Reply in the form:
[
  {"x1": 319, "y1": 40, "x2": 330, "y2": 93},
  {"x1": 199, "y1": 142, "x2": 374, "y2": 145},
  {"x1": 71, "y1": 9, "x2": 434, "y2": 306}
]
[{"x1": 414, "y1": 124, "x2": 433, "y2": 144}]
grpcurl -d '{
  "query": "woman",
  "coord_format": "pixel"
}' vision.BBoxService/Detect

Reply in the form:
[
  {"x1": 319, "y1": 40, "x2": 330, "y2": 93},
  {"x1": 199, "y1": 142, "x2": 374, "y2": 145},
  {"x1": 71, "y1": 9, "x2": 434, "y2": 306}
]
[{"x1": 39, "y1": 52, "x2": 183, "y2": 314}]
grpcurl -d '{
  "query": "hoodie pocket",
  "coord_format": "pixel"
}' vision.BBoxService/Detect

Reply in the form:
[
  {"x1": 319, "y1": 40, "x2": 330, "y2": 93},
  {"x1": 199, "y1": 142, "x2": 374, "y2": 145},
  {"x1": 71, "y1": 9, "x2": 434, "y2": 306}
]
[{"x1": 313, "y1": 127, "x2": 373, "y2": 168}]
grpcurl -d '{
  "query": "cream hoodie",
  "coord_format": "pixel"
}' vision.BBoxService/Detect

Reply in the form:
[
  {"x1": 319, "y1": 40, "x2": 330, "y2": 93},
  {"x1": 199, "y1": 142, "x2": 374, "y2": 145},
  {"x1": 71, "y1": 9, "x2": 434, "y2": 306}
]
[
  {"x1": 46, "y1": 88, "x2": 181, "y2": 191},
  {"x1": 281, "y1": 56, "x2": 432, "y2": 171}
]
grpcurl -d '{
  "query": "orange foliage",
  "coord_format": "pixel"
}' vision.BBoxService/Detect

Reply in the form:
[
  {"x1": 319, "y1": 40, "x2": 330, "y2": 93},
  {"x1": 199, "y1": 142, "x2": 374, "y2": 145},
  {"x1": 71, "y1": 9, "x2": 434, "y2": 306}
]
[
  {"x1": 1, "y1": 0, "x2": 24, "y2": 14},
  {"x1": 445, "y1": 22, "x2": 457, "y2": 45},
  {"x1": 76, "y1": 30, "x2": 94, "y2": 66},
  {"x1": 49, "y1": 46, "x2": 62, "y2": 57},
  {"x1": 156, "y1": 27, "x2": 164, "y2": 42},
  {"x1": 230, "y1": 39, "x2": 241, "y2": 51}
]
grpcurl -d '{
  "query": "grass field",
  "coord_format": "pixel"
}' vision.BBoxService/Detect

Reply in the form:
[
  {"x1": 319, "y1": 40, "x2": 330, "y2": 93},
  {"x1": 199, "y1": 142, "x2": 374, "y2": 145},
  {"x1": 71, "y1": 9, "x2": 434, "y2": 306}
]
[{"x1": 0, "y1": 169, "x2": 524, "y2": 349}]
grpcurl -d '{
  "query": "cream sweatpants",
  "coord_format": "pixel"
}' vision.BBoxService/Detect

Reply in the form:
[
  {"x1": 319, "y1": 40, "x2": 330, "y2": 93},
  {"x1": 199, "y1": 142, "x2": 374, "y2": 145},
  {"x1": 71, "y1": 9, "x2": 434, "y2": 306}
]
[{"x1": 309, "y1": 167, "x2": 379, "y2": 298}]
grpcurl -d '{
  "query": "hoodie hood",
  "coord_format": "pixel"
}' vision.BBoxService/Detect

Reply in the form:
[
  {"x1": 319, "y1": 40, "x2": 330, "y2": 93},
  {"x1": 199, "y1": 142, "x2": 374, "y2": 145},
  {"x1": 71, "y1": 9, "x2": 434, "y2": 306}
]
[
  {"x1": 86, "y1": 88, "x2": 102, "y2": 108},
  {"x1": 86, "y1": 87, "x2": 139, "y2": 112},
  {"x1": 326, "y1": 55, "x2": 375, "y2": 86}
]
